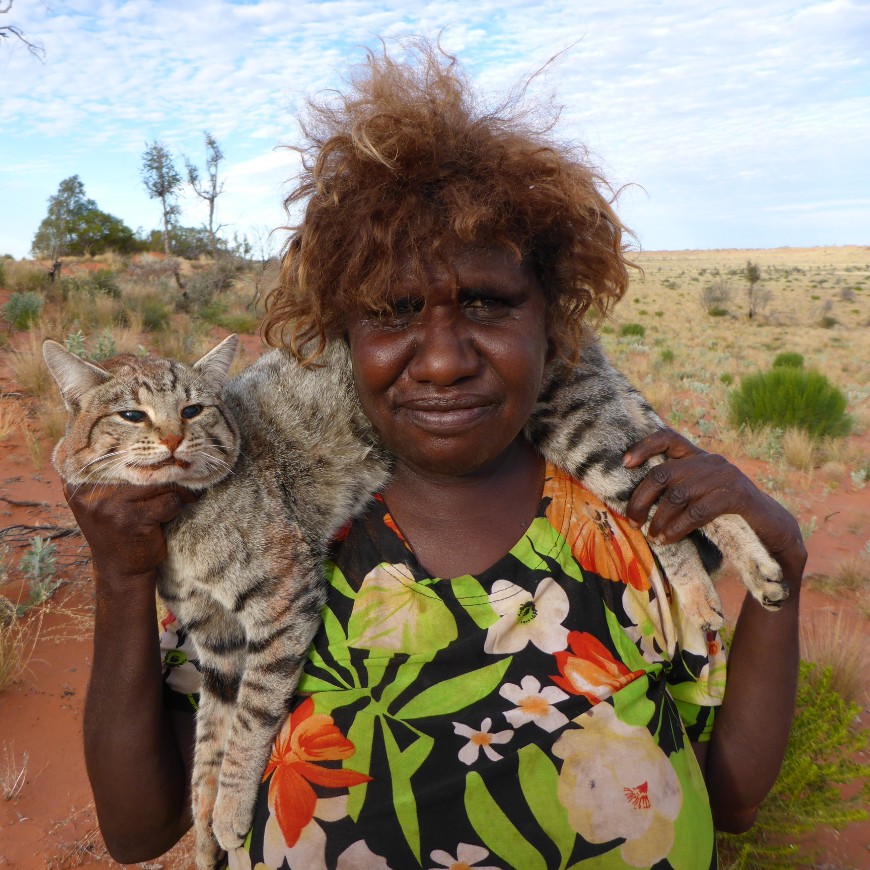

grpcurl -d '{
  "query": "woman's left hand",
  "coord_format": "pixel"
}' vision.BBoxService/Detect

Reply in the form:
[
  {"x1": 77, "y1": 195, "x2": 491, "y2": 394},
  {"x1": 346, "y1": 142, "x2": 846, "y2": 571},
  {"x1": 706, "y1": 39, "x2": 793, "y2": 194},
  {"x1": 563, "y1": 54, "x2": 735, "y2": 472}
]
[{"x1": 622, "y1": 428, "x2": 807, "y2": 580}]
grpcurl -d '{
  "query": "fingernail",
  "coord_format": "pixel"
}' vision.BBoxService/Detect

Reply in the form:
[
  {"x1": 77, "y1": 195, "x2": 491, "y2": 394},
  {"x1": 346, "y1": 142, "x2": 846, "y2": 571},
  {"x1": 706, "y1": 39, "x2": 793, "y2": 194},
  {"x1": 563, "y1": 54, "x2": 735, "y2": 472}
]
[{"x1": 622, "y1": 453, "x2": 632, "y2": 467}]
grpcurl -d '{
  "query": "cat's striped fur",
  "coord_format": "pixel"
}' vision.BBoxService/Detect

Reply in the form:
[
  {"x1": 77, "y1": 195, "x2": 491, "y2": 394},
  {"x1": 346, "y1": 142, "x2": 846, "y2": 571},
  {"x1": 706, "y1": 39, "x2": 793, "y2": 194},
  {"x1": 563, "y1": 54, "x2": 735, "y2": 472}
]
[{"x1": 44, "y1": 331, "x2": 787, "y2": 868}]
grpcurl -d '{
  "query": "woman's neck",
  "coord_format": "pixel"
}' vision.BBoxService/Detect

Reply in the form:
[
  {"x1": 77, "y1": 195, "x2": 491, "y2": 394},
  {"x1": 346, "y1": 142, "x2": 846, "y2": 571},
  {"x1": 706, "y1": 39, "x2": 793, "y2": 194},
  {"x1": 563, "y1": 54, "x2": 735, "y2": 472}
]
[{"x1": 381, "y1": 437, "x2": 545, "y2": 578}]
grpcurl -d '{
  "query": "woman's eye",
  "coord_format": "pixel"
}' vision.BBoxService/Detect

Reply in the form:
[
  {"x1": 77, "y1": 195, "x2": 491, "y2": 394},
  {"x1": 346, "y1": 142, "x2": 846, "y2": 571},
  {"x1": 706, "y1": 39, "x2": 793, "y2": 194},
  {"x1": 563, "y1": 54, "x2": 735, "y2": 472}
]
[
  {"x1": 181, "y1": 404, "x2": 203, "y2": 419},
  {"x1": 118, "y1": 410, "x2": 147, "y2": 423},
  {"x1": 375, "y1": 297, "x2": 424, "y2": 328},
  {"x1": 464, "y1": 296, "x2": 509, "y2": 317}
]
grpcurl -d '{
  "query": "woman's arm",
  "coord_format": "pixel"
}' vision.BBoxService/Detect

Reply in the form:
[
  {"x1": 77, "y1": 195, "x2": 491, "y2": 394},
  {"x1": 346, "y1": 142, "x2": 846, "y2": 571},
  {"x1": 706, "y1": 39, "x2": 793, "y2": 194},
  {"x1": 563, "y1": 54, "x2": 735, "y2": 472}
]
[
  {"x1": 622, "y1": 429, "x2": 807, "y2": 833},
  {"x1": 67, "y1": 483, "x2": 199, "y2": 861}
]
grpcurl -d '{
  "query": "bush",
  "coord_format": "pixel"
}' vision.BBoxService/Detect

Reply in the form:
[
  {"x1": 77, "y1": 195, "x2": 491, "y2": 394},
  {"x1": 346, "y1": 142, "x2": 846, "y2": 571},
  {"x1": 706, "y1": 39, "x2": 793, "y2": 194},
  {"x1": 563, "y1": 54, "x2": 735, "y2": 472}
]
[
  {"x1": 0, "y1": 260, "x2": 5, "y2": 289},
  {"x1": 707, "y1": 307, "x2": 728, "y2": 317},
  {"x1": 772, "y1": 352, "x2": 804, "y2": 369},
  {"x1": 619, "y1": 323, "x2": 646, "y2": 338},
  {"x1": 700, "y1": 277, "x2": 733, "y2": 310},
  {"x1": 2, "y1": 292, "x2": 44, "y2": 330},
  {"x1": 729, "y1": 367, "x2": 851, "y2": 439},
  {"x1": 718, "y1": 663, "x2": 868, "y2": 868},
  {"x1": 818, "y1": 315, "x2": 838, "y2": 329},
  {"x1": 659, "y1": 348, "x2": 675, "y2": 365},
  {"x1": 719, "y1": 373, "x2": 733, "y2": 386},
  {"x1": 10, "y1": 265, "x2": 49, "y2": 295},
  {"x1": 215, "y1": 312, "x2": 259, "y2": 334}
]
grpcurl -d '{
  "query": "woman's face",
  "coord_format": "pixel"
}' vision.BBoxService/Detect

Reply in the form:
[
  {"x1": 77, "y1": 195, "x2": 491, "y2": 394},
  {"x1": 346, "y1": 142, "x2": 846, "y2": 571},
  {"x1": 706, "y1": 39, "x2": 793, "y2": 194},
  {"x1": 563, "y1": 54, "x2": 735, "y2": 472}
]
[{"x1": 345, "y1": 244, "x2": 550, "y2": 479}]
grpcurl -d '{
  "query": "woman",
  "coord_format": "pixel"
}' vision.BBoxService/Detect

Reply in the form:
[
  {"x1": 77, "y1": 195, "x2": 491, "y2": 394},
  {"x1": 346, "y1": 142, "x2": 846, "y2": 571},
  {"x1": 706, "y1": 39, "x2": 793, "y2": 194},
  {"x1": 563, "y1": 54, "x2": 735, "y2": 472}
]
[{"x1": 70, "y1": 43, "x2": 805, "y2": 868}]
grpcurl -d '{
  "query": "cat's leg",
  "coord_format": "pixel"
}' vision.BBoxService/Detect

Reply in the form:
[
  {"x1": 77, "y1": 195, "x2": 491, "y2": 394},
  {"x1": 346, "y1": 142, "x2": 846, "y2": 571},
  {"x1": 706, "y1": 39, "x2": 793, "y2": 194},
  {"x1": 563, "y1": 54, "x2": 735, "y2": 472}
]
[
  {"x1": 190, "y1": 624, "x2": 247, "y2": 870},
  {"x1": 699, "y1": 514, "x2": 788, "y2": 609},
  {"x1": 210, "y1": 545, "x2": 327, "y2": 851}
]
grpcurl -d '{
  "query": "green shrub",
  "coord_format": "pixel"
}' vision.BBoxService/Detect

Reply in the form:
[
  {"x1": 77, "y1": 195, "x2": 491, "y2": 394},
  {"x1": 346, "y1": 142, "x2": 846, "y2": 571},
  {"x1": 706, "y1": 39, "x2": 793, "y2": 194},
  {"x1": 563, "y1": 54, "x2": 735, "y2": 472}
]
[
  {"x1": 0, "y1": 260, "x2": 5, "y2": 289},
  {"x1": 772, "y1": 352, "x2": 804, "y2": 369},
  {"x1": 707, "y1": 306, "x2": 728, "y2": 317},
  {"x1": 89, "y1": 269, "x2": 122, "y2": 298},
  {"x1": 719, "y1": 373, "x2": 733, "y2": 385},
  {"x1": 137, "y1": 298, "x2": 170, "y2": 332},
  {"x1": 620, "y1": 323, "x2": 646, "y2": 338},
  {"x1": 659, "y1": 348, "x2": 675, "y2": 364},
  {"x1": 718, "y1": 663, "x2": 868, "y2": 868},
  {"x1": 2, "y1": 292, "x2": 44, "y2": 330},
  {"x1": 818, "y1": 315, "x2": 838, "y2": 329},
  {"x1": 216, "y1": 312, "x2": 259, "y2": 334},
  {"x1": 729, "y1": 367, "x2": 851, "y2": 439}
]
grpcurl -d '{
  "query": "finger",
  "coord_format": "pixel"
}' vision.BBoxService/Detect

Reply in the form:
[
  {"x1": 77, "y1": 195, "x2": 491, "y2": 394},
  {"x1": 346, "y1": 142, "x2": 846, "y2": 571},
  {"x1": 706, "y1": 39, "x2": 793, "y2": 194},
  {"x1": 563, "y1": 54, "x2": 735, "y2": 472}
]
[
  {"x1": 626, "y1": 455, "x2": 729, "y2": 529},
  {"x1": 622, "y1": 428, "x2": 704, "y2": 468},
  {"x1": 646, "y1": 492, "x2": 729, "y2": 544}
]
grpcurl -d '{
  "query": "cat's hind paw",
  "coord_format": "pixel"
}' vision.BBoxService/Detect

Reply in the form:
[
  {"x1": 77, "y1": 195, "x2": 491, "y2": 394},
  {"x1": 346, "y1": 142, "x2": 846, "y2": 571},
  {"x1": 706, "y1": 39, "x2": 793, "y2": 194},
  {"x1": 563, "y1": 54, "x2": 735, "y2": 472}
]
[
  {"x1": 676, "y1": 582, "x2": 725, "y2": 633},
  {"x1": 212, "y1": 787, "x2": 255, "y2": 853}
]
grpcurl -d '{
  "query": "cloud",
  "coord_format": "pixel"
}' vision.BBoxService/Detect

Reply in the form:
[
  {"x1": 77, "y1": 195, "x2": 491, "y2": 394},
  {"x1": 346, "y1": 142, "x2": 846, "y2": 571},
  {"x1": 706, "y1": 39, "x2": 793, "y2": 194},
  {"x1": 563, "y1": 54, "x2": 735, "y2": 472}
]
[{"x1": 1, "y1": 0, "x2": 868, "y2": 257}]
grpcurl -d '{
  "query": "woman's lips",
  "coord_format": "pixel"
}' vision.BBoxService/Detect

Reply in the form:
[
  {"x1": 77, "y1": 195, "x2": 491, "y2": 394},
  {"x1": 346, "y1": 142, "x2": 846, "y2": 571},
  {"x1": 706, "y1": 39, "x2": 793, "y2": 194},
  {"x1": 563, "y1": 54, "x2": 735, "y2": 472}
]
[{"x1": 399, "y1": 397, "x2": 492, "y2": 432}]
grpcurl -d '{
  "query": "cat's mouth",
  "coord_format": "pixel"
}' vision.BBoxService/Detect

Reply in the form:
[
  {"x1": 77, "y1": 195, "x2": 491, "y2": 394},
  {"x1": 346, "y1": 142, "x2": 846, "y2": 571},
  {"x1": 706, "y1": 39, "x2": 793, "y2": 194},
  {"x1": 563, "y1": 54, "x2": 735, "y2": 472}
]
[{"x1": 149, "y1": 457, "x2": 192, "y2": 470}]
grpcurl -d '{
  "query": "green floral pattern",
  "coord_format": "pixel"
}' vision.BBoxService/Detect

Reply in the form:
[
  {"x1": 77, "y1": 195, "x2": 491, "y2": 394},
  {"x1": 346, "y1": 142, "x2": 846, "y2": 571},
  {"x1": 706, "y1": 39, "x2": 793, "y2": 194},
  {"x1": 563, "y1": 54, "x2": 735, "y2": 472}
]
[{"x1": 163, "y1": 465, "x2": 726, "y2": 869}]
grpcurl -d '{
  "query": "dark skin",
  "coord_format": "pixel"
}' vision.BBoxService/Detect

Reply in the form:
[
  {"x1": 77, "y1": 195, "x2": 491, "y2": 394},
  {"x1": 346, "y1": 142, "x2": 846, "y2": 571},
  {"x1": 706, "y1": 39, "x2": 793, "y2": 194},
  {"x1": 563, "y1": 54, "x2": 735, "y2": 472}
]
[{"x1": 70, "y1": 245, "x2": 805, "y2": 860}]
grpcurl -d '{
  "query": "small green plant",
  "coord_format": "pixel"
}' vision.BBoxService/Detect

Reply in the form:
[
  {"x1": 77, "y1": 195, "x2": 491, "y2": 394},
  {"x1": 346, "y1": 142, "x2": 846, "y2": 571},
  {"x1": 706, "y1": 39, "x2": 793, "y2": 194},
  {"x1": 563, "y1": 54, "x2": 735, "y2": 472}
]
[
  {"x1": 89, "y1": 269, "x2": 121, "y2": 298},
  {"x1": 658, "y1": 348, "x2": 675, "y2": 364},
  {"x1": 771, "y1": 352, "x2": 804, "y2": 369},
  {"x1": 0, "y1": 259, "x2": 6, "y2": 289},
  {"x1": 718, "y1": 663, "x2": 869, "y2": 868},
  {"x1": 729, "y1": 367, "x2": 851, "y2": 439},
  {"x1": 619, "y1": 323, "x2": 646, "y2": 338},
  {"x1": 818, "y1": 315, "x2": 838, "y2": 329},
  {"x1": 14, "y1": 537, "x2": 61, "y2": 618},
  {"x1": 90, "y1": 331, "x2": 117, "y2": 361},
  {"x1": 2, "y1": 292, "x2": 43, "y2": 330},
  {"x1": 64, "y1": 330, "x2": 87, "y2": 356},
  {"x1": 719, "y1": 373, "x2": 734, "y2": 386},
  {"x1": 707, "y1": 306, "x2": 728, "y2": 317}
]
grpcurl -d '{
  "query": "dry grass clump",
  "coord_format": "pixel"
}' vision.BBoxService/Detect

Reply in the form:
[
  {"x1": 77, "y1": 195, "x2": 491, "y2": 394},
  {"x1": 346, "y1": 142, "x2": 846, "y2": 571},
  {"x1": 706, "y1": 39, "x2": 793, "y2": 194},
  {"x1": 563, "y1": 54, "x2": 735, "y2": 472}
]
[
  {"x1": 9, "y1": 328, "x2": 54, "y2": 397},
  {"x1": 0, "y1": 398, "x2": 19, "y2": 440},
  {"x1": 829, "y1": 552, "x2": 870, "y2": 593},
  {"x1": 781, "y1": 427, "x2": 816, "y2": 471},
  {"x1": 800, "y1": 610, "x2": 868, "y2": 704},
  {"x1": 0, "y1": 614, "x2": 26, "y2": 692},
  {"x1": 1, "y1": 742, "x2": 29, "y2": 801}
]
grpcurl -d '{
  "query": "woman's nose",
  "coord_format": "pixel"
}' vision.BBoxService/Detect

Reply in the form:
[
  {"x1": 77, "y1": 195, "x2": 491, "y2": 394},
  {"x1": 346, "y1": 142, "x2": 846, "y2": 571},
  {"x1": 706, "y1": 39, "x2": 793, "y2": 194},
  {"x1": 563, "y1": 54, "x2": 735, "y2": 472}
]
[{"x1": 406, "y1": 308, "x2": 480, "y2": 385}]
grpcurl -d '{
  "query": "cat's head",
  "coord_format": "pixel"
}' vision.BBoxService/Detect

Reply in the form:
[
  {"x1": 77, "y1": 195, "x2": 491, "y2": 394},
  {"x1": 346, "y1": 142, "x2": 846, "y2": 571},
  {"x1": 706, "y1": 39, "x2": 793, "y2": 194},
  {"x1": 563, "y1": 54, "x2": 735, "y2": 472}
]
[{"x1": 43, "y1": 335, "x2": 241, "y2": 489}]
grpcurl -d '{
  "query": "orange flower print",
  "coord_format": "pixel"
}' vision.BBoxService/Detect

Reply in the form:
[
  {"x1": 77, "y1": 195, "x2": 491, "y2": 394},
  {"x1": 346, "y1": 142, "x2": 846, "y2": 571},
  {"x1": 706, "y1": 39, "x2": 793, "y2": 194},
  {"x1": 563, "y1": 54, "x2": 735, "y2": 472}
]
[
  {"x1": 383, "y1": 512, "x2": 411, "y2": 547},
  {"x1": 545, "y1": 470, "x2": 653, "y2": 591},
  {"x1": 551, "y1": 631, "x2": 645, "y2": 704},
  {"x1": 262, "y1": 698, "x2": 371, "y2": 848}
]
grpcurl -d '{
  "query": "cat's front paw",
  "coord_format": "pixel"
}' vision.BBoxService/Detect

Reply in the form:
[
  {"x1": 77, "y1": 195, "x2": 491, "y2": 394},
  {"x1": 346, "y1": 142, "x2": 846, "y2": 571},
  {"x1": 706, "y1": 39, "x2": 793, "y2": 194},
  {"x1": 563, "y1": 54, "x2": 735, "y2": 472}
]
[
  {"x1": 740, "y1": 549, "x2": 789, "y2": 611},
  {"x1": 678, "y1": 584, "x2": 725, "y2": 632},
  {"x1": 212, "y1": 786, "x2": 255, "y2": 852}
]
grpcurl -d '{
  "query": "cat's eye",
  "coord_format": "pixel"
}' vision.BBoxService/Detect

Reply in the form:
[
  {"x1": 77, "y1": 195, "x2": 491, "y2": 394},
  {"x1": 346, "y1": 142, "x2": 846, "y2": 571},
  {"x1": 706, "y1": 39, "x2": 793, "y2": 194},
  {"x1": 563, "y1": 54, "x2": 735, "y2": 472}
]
[
  {"x1": 118, "y1": 410, "x2": 147, "y2": 423},
  {"x1": 181, "y1": 404, "x2": 203, "y2": 419}
]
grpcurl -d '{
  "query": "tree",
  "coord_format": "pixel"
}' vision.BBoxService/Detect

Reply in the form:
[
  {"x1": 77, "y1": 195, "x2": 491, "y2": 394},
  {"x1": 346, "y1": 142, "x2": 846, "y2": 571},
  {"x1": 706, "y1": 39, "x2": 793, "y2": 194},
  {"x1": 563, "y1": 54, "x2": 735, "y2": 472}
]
[
  {"x1": 141, "y1": 141, "x2": 183, "y2": 255},
  {"x1": 744, "y1": 259, "x2": 770, "y2": 319},
  {"x1": 32, "y1": 176, "x2": 142, "y2": 261},
  {"x1": 185, "y1": 132, "x2": 225, "y2": 256},
  {"x1": 0, "y1": 0, "x2": 45, "y2": 61}
]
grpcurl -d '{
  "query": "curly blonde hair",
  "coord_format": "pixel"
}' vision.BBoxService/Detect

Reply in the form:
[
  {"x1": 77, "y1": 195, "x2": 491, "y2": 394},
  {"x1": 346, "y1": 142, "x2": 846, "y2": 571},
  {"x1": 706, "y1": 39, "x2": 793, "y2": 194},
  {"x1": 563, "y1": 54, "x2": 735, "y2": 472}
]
[{"x1": 263, "y1": 40, "x2": 636, "y2": 362}]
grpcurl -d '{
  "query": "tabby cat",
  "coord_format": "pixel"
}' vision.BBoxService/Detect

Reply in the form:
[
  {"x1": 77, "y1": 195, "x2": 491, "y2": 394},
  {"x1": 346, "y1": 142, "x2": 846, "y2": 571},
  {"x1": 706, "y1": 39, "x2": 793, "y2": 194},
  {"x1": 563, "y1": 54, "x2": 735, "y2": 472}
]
[{"x1": 44, "y1": 332, "x2": 786, "y2": 868}]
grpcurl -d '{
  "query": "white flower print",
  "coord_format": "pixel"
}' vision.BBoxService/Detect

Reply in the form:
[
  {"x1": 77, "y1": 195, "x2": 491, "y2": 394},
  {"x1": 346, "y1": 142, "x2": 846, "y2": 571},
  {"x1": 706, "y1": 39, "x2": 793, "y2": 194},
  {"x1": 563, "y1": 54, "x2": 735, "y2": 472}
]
[
  {"x1": 484, "y1": 577, "x2": 569, "y2": 655},
  {"x1": 262, "y1": 795, "x2": 349, "y2": 870},
  {"x1": 499, "y1": 675, "x2": 569, "y2": 732},
  {"x1": 429, "y1": 842, "x2": 502, "y2": 870},
  {"x1": 453, "y1": 717, "x2": 514, "y2": 765},
  {"x1": 552, "y1": 703, "x2": 683, "y2": 867}
]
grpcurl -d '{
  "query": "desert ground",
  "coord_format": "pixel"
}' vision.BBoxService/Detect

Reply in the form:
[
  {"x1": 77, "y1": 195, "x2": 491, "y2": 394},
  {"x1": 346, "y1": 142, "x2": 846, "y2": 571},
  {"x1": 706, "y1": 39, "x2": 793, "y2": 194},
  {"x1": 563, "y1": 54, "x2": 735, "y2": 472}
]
[{"x1": 0, "y1": 246, "x2": 868, "y2": 868}]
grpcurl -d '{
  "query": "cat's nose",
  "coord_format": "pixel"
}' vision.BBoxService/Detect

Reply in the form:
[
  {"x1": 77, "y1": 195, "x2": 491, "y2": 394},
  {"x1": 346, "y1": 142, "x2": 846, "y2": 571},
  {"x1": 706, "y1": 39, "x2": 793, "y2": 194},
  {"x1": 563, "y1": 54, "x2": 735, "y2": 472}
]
[{"x1": 161, "y1": 433, "x2": 183, "y2": 453}]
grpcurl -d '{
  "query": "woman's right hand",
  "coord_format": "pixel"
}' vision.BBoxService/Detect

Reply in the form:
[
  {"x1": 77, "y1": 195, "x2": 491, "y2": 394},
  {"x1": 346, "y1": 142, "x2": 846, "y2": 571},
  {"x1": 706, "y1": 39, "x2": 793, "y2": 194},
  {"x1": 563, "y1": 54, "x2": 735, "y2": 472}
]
[{"x1": 64, "y1": 483, "x2": 200, "y2": 581}]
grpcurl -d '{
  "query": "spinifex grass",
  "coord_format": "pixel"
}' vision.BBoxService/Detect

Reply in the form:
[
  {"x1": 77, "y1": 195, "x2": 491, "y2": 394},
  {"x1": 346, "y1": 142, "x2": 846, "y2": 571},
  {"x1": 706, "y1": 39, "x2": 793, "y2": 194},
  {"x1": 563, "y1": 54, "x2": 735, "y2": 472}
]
[{"x1": 729, "y1": 367, "x2": 851, "y2": 439}]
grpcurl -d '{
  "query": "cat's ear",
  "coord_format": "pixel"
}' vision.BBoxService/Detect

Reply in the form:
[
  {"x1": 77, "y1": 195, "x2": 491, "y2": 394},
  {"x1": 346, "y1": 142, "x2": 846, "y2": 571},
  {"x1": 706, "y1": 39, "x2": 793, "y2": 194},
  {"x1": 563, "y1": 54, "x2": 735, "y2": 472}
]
[
  {"x1": 194, "y1": 334, "x2": 239, "y2": 386},
  {"x1": 42, "y1": 340, "x2": 111, "y2": 406}
]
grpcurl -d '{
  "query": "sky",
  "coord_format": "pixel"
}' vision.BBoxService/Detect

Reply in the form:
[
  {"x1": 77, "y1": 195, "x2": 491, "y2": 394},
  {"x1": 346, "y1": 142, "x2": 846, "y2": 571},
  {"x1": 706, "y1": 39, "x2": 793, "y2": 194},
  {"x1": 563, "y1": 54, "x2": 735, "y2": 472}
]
[{"x1": 1, "y1": 0, "x2": 868, "y2": 260}]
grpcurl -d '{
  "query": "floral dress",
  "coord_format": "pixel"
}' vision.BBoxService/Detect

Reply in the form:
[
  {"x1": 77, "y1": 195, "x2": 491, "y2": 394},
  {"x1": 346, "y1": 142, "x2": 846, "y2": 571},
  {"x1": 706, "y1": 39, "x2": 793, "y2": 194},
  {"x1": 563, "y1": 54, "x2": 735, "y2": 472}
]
[{"x1": 162, "y1": 464, "x2": 727, "y2": 870}]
